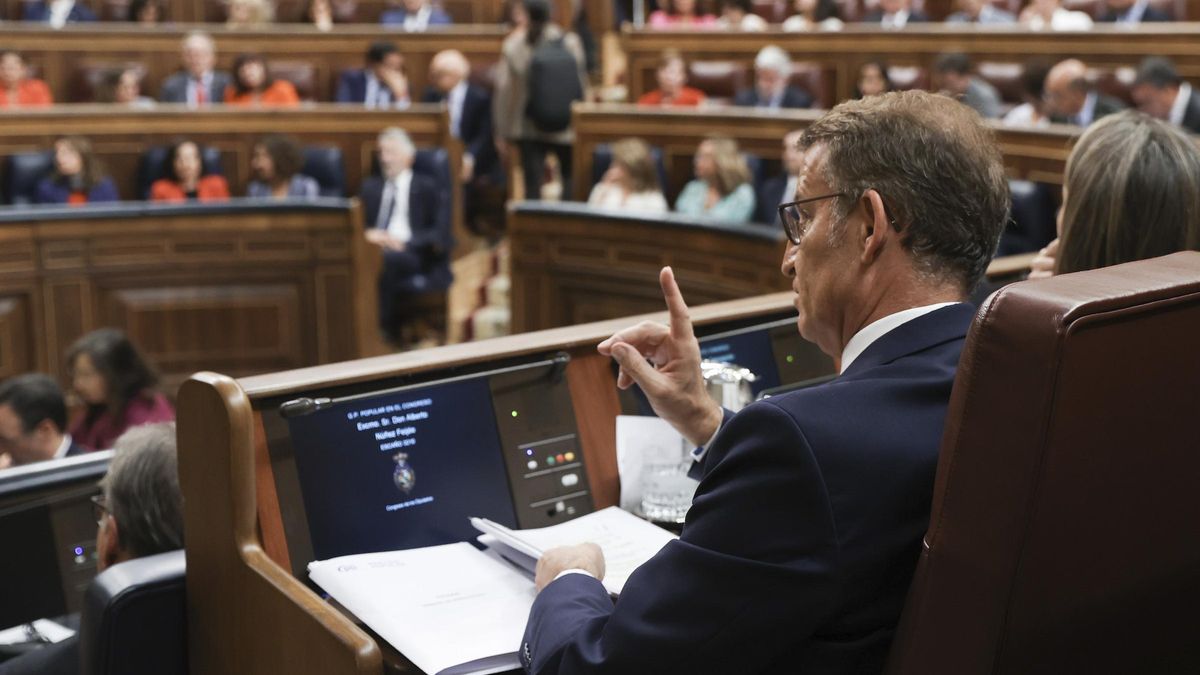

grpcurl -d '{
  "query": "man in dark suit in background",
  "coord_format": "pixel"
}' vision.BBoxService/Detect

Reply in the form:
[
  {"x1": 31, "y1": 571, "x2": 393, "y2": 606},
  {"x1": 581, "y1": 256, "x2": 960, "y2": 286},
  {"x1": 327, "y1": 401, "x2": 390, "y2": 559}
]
[
  {"x1": 1044, "y1": 58, "x2": 1127, "y2": 127},
  {"x1": 335, "y1": 41, "x2": 412, "y2": 109},
  {"x1": 520, "y1": 91, "x2": 1010, "y2": 674},
  {"x1": 157, "y1": 31, "x2": 230, "y2": 107},
  {"x1": 1098, "y1": 0, "x2": 1172, "y2": 22},
  {"x1": 733, "y1": 45, "x2": 813, "y2": 110},
  {"x1": 1132, "y1": 56, "x2": 1200, "y2": 134},
  {"x1": 862, "y1": 0, "x2": 930, "y2": 26},
  {"x1": 22, "y1": 0, "x2": 96, "y2": 25},
  {"x1": 756, "y1": 128, "x2": 804, "y2": 225},
  {"x1": 0, "y1": 374, "x2": 84, "y2": 469},
  {"x1": 360, "y1": 127, "x2": 452, "y2": 346}
]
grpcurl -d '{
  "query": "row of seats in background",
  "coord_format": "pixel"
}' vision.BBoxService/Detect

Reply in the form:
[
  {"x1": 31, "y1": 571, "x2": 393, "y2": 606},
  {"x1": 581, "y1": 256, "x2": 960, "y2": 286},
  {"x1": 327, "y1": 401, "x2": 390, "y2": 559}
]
[{"x1": 0, "y1": 0, "x2": 508, "y2": 24}]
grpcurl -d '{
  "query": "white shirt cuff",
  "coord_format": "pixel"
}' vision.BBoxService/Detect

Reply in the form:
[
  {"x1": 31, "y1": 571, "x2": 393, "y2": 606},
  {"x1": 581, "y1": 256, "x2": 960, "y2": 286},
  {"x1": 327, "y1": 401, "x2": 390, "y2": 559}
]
[
  {"x1": 553, "y1": 568, "x2": 596, "y2": 582},
  {"x1": 689, "y1": 428, "x2": 721, "y2": 463}
]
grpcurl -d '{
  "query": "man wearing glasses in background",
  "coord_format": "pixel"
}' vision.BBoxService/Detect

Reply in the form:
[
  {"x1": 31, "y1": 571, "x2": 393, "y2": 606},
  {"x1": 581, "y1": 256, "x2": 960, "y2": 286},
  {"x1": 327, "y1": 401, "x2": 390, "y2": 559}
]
[{"x1": 519, "y1": 91, "x2": 1010, "y2": 674}]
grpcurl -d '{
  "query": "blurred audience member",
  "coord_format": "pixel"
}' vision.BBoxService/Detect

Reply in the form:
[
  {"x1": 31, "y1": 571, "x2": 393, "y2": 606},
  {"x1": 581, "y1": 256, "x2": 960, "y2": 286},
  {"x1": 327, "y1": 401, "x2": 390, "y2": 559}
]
[
  {"x1": 945, "y1": 0, "x2": 1015, "y2": 22},
  {"x1": 1098, "y1": 0, "x2": 1171, "y2": 22},
  {"x1": 782, "y1": 0, "x2": 844, "y2": 30},
  {"x1": 1044, "y1": 59, "x2": 1125, "y2": 127},
  {"x1": 1132, "y1": 56, "x2": 1200, "y2": 133},
  {"x1": 862, "y1": 0, "x2": 928, "y2": 27},
  {"x1": 1029, "y1": 111, "x2": 1200, "y2": 278},
  {"x1": 505, "y1": 0, "x2": 529, "y2": 31},
  {"x1": 1002, "y1": 60, "x2": 1052, "y2": 128},
  {"x1": 226, "y1": 0, "x2": 274, "y2": 27},
  {"x1": 248, "y1": 135, "x2": 319, "y2": 199},
  {"x1": 23, "y1": 0, "x2": 96, "y2": 27},
  {"x1": 159, "y1": 32, "x2": 231, "y2": 107},
  {"x1": 381, "y1": 0, "x2": 452, "y2": 28},
  {"x1": 854, "y1": 60, "x2": 893, "y2": 98},
  {"x1": 0, "y1": 374, "x2": 81, "y2": 470},
  {"x1": 935, "y1": 52, "x2": 1002, "y2": 119},
  {"x1": 587, "y1": 138, "x2": 668, "y2": 213},
  {"x1": 1019, "y1": 0, "x2": 1093, "y2": 29},
  {"x1": 675, "y1": 136, "x2": 755, "y2": 223},
  {"x1": 637, "y1": 49, "x2": 705, "y2": 107},
  {"x1": 494, "y1": 0, "x2": 587, "y2": 200},
  {"x1": 35, "y1": 136, "x2": 120, "y2": 206},
  {"x1": 423, "y1": 49, "x2": 496, "y2": 183},
  {"x1": 67, "y1": 329, "x2": 175, "y2": 452},
  {"x1": 336, "y1": 41, "x2": 411, "y2": 109},
  {"x1": 126, "y1": 0, "x2": 162, "y2": 22},
  {"x1": 648, "y1": 0, "x2": 717, "y2": 27},
  {"x1": 756, "y1": 129, "x2": 804, "y2": 224},
  {"x1": 224, "y1": 53, "x2": 300, "y2": 106},
  {"x1": 734, "y1": 46, "x2": 812, "y2": 109},
  {"x1": 305, "y1": 0, "x2": 335, "y2": 30},
  {"x1": 0, "y1": 50, "x2": 53, "y2": 108},
  {"x1": 717, "y1": 0, "x2": 767, "y2": 29},
  {"x1": 98, "y1": 67, "x2": 155, "y2": 108},
  {"x1": 150, "y1": 139, "x2": 231, "y2": 203}
]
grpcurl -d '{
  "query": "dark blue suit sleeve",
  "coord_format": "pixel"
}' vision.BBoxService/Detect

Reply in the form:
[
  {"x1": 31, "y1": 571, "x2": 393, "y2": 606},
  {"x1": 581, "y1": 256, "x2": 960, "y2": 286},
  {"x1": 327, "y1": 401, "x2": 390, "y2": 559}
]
[
  {"x1": 335, "y1": 72, "x2": 357, "y2": 103},
  {"x1": 90, "y1": 178, "x2": 120, "y2": 202},
  {"x1": 522, "y1": 401, "x2": 840, "y2": 674}
]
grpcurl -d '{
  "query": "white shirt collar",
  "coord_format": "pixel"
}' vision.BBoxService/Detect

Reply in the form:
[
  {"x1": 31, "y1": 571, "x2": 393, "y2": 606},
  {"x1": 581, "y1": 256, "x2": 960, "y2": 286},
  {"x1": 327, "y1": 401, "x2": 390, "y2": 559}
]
[
  {"x1": 839, "y1": 302, "x2": 960, "y2": 373},
  {"x1": 883, "y1": 8, "x2": 910, "y2": 27},
  {"x1": 403, "y1": 4, "x2": 432, "y2": 30},
  {"x1": 1075, "y1": 90, "x2": 1098, "y2": 126},
  {"x1": 1169, "y1": 82, "x2": 1192, "y2": 126},
  {"x1": 1120, "y1": 0, "x2": 1148, "y2": 21},
  {"x1": 52, "y1": 433, "x2": 73, "y2": 460}
]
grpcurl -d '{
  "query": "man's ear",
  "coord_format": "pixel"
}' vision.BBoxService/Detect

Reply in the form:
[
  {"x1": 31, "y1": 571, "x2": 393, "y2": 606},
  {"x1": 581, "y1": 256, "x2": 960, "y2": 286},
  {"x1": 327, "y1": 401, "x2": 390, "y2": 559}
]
[
  {"x1": 858, "y1": 189, "x2": 893, "y2": 264},
  {"x1": 99, "y1": 516, "x2": 123, "y2": 570}
]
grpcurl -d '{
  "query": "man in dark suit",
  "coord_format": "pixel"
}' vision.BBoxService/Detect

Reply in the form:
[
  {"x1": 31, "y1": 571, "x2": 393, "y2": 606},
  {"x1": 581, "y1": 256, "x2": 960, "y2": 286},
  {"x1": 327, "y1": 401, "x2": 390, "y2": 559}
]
[
  {"x1": 157, "y1": 31, "x2": 231, "y2": 107},
  {"x1": 1132, "y1": 56, "x2": 1200, "y2": 134},
  {"x1": 862, "y1": 0, "x2": 930, "y2": 26},
  {"x1": 361, "y1": 127, "x2": 452, "y2": 346},
  {"x1": 0, "y1": 374, "x2": 83, "y2": 469},
  {"x1": 1044, "y1": 59, "x2": 1127, "y2": 127},
  {"x1": 22, "y1": 0, "x2": 96, "y2": 25},
  {"x1": 733, "y1": 45, "x2": 813, "y2": 110},
  {"x1": 379, "y1": 0, "x2": 453, "y2": 28},
  {"x1": 520, "y1": 91, "x2": 1010, "y2": 674},
  {"x1": 335, "y1": 41, "x2": 412, "y2": 109},
  {"x1": 422, "y1": 49, "x2": 497, "y2": 185},
  {"x1": 756, "y1": 128, "x2": 804, "y2": 225},
  {"x1": 1098, "y1": 0, "x2": 1172, "y2": 22}
]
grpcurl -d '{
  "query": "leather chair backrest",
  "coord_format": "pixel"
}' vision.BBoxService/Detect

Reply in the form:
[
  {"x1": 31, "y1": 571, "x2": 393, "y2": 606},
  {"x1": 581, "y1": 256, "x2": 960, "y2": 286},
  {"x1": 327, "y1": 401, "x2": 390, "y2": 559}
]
[
  {"x1": 751, "y1": 0, "x2": 789, "y2": 22},
  {"x1": 4, "y1": 151, "x2": 55, "y2": 205},
  {"x1": 79, "y1": 549, "x2": 187, "y2": 675},
  {"x1": 268, "y1": 60, "x2": 316, "y2": 101},
  {"x1": 70, "y1": 61, "x2": 148, "y2": 103},
  {"x1": 687, "y1": 60, "x2": 749, "y2": 102},
  {"x1": 589, "y1": 143, "x2": 669, "y2": 196},
  {"x1": 888, "y1": 251, "x2": 1200, "y2": 675},
  {"x1": 1089, "y1": 66, "x2": 1137, "y2": 105},
  {"x1": 301, "y1": 145, "x2": 346, "y2": 197},
  {"x1": 413, "y1": 147, "x2": 452, "y2": 234},
  {"x1": 788, "y1": 61, "x2": 833, "y2": 109},
  {"x1": 977, "y1": 61, "x2": 1025, "y2": 104},
  {"x1": 887, "y1": 65, "x2": 928, "y2": 92},
  {"x1": 137, "y1": 145, "x2": 224, "y2": 199}
]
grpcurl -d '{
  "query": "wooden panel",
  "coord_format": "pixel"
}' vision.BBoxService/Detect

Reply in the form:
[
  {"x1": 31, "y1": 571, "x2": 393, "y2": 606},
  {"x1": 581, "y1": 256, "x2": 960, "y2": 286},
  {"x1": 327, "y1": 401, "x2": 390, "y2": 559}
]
[{"x1": 0, "y1": 294, "x2": 35, "y2": 379}]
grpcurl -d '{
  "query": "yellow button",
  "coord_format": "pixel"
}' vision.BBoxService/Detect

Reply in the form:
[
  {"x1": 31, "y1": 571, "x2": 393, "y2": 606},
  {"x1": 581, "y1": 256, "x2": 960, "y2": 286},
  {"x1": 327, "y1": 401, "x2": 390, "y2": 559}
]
[{"x1": 565, "y1": 452, "x2": 576, "y2": 462}]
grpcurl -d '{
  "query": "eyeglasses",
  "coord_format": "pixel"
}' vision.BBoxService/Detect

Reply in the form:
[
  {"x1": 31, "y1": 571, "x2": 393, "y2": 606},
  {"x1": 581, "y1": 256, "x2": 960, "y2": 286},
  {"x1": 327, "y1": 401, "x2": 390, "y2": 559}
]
[
  {"x1": 91, "y1": 493, "x2": 110, "y2": 526},
  {"x1": 778, "y1": 192, "x2": 845, "y2": 244}
]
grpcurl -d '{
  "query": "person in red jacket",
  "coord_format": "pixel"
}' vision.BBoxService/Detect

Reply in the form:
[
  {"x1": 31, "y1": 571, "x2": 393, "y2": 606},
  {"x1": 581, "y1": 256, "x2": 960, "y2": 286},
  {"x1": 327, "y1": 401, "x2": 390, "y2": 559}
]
[
  {"x1": 0, "y1": 50, "x2": 53, "y2": 108},
  {"x1": 149, "y1": 139, "x2": 230, "y2": 202},
  {"x1": 637, "y1": 50, "x2": 706, "y2": 107}
]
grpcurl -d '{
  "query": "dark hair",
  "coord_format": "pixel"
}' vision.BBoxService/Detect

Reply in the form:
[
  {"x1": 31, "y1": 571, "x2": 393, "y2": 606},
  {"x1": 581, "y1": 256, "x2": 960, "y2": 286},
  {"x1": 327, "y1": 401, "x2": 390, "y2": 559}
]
[
  {"x1": 720, "y1": 0, "x2": 752, "y2": 11},
  {"x1": 1057, "y1": 110, "x2": 1200, "y2": 274},
  {"x1": 101, "y1": 423, "x2": 184, "y2": 558},
  {"x1": 67, "y1": 328, "x2": 160, "y2": 423},
  {"x1": 0, "y1": 374, "x2": 68, "y2": 434},
  {"x1": 853, "y1": 60, "x2": 893, "y2": 98},
  {"x1": 256, "y1": 134, "x2": 305, "y2": 182},
  {"x1": 934, "y1": 52, "x2": 972, "y2": 76},
  {"x1": 231, "y1": 52, "x2": 274, "y2": 95},
  {"x1": 525, "y1": 0, "x2": 550, "y2": 44},
  {"x1": 162, "y1": 139, "x2": 206, "y2": 183},
  {"x1": 97, "y1": 67, "x2": 139, "y2": 104},
  {"x1": 798, "y1": 90, "x2": 1010, "y2": 291},
  {"x1": 366, "y1": 41, "x2": 399, "y2": 65},
  {"x1": 808, "y1": 0, "x2": 841, "y2": 21},
  {"x1": 126, "y1": 0, "x2": 161, "y2": 21},
  {"x1": 1020, "y1": 60, "x2": 1050, "y2": 102},
  {"x1": 52, "y1": 135, "x2": 108, "y2": 190},
  {"x1": 1134, "y1": 56, "x2": 1182, "y2": 90}
]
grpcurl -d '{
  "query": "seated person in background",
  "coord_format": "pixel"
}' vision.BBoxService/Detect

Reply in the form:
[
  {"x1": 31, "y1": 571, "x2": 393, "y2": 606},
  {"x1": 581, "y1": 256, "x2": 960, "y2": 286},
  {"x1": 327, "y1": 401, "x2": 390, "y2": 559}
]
[
  {"x1": 637, "y1": 49, "x2": 706, "y2": 107},
  {"x1": 0, "y1": 374, "x2": 82, "y2": 470},
  {"x1": 361, "y1": 128, "x2": 453, "y2": 346},
  {"x1": 97, "y1": 67, "x2": 155, "y2": 108},
  {"x1": 945, "y1": 0, "x2": 1015, "y2": 23},
  {"x1": 126, "y1": 0, "x2": 162, "y2": 22},
  {"x1": 675, "y1": 136, "x2": 756, "y2": 223},
  {"x1": 381, "y1": 0, "x2": 452, "y2": 28},
  {"x1": 1002, "y1": 60, "x2": 1052, "y2": 128},
  {"x1": 1030, "y1": 111, "x2": 1200, "y2": 279},
  {"x1": 224, "y1": 53, "x2": 300, "y2": 106},
  {"x1": 716, "y1": 0, "x2": 768, "y2": 30},
  {"x1": 587, "y1": 138, "x2": 669, "y2": 213},
  {"x1": 149, "y1": 139, "x2": 231, "y2": 203},
  {"x1": 781, "y1": 0, "x2": 844, "y2": 30},
  {"x1": 1044, "y1": 59, "x2": 1126, "y2": 127},
  {"x1": 734, "y1": 45, "x2": 812, "y2": 110},
  {"x1": 336, "y1": 41, "x2": 411, "y2": 109},
  {"x1": 1098, "y1": 0, "x2": 1171, "y2": 22},
  {"x1": 35, "y1": 136, "x2": 120, "y2": 206},
  {"x1": 855, "y1": 59, "x2": 893, "y2": 98},
  {"x1": 862, "y1": 0, "x2": 929, "y2": 27},
  {"x1": 521, "y1": 91, "x2": 1009, "y2": 675},
  {"x1": 159, "y1": 32, "x2": 231, "y2": 107},
  {"x1": 1131, "y1": 57, "x2": 1200, "y2": 134},
  {"x1": 305, "y1": 0, "x2": 337, "y2": 30},
  {"x1": 934, "y1": 52, "x2": 1002, "y2": 119},
  {"x1": 0, "y1": 50, "x2": 53, "y2": 108},
  {"x1": 22, "y1": 0, "x2": 96, "y2": 27},
  {"x1": 1019, "y1": 0, "x2": 1093, "y2": 29},
  {"x1": 648, "y1": 0, "x2": 717, "y2": 27},
  {"x1": 67, "y1": 328, "x2": 175, "y2": 452},
  {"x1": 247, "y1": 135, "x2": 320, "y2": 199},
  {"x1": 226, "y1": 0, "x2": 275, "y2": 27},
  {"x1": 422, "y1": 49, "x2": 496, "y2": 184},
  {"x1": 756, "y1": 128, "x2": 804, "y2": 225},
  {"x1": 0, "y1": 422, "x2": 183, "y2": 675}
]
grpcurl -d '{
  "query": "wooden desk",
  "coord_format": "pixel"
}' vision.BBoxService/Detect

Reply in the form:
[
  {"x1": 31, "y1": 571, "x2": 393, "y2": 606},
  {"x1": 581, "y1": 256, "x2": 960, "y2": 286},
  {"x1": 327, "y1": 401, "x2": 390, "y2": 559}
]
[{"x1": 0, "y1": 200, "x2": 383, "y2": 389}]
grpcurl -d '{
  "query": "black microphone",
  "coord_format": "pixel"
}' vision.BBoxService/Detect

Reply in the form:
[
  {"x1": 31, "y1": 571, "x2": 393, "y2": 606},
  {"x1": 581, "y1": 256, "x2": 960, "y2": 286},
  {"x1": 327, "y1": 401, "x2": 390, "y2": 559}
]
[{"x1": 278, "y1": 397, "x2": 333, "y2": 418}]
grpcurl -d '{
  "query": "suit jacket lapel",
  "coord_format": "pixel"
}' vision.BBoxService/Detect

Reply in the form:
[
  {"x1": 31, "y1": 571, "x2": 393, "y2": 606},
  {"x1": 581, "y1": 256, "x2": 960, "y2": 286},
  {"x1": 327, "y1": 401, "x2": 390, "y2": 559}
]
[{"x1": 840, "y1": 303, "x2": 976, "y2": 378}]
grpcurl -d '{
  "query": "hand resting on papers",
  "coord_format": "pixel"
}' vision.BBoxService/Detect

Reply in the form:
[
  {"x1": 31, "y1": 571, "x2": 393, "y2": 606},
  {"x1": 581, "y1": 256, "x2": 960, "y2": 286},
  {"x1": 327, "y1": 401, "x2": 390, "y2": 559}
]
[{"x1": 535, "y1": 543, "x2": 605, "y2": 592}]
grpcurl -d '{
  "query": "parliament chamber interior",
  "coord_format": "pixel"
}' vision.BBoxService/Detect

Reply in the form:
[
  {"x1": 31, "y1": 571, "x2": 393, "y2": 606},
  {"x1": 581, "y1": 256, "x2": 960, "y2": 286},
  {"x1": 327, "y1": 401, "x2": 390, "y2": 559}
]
[{"x1": 0, "y1": 0, "x2": 1197, "y2": 672}]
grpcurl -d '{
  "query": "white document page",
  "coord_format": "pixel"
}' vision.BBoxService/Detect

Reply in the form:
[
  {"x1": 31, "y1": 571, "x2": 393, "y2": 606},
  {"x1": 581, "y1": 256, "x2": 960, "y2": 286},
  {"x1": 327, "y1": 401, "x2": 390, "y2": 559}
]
[
  {"x1": 615, "y1": 415, "x2": 687, "y2": 512},
  {"x1": 309, "y1": 542, "x2": 535, "y2": 675}
]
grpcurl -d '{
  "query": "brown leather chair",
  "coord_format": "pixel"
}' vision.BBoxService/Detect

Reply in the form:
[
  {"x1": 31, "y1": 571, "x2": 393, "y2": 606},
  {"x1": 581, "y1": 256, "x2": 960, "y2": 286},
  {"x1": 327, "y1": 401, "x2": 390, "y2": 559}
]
[
  {"x1": 687, "y1": 60, "x2": 749, "y2": 103},
  {"x1": 888, "y1": 251, "x2": 1200, "y2": 675},
  {"x1": 1089, "y1": 66, "x2": 1137, "y2": 106},
  {"x1": 887, "y1": 65, "x2": 928, "y2": 92},
  {"x1": 977, "y1": 61, "x2": 1025, "y2": 104},
  {"x1": 268, "y1": 61, "x2": 317, "y2": 101},
  {"x1": 70, "y1": 61, "x2": 148, "y2": 103},
  {"x1": 751, "y1": 0, "x2": 789, "y2": 22},
  {"x1": 789, "y1": 61, "x2": 833, "y2": 108}
]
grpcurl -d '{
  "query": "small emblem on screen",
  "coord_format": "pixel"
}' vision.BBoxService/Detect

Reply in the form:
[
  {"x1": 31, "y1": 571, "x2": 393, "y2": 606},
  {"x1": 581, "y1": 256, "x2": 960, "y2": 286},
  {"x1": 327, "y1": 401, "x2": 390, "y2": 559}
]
[{"x1": 393, "y1": 453, "x2": 416, "y2": 494}]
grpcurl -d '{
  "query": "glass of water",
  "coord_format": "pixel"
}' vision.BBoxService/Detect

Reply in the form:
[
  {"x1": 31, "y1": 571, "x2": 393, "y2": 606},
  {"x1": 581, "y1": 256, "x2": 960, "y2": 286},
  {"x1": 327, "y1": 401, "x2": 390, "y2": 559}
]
[{"x1": 640, "y1": 437, "x2": 699, "y2": 524}]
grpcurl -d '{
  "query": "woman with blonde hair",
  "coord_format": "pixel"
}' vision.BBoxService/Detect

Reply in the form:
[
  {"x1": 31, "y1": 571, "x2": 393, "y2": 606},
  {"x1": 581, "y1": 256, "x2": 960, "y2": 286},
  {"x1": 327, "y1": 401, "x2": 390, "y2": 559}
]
[
  {"x1": 674, "y1": 135, "x2": 756, "y2": 222},
  {"x1": 226, "y1": 0, "x2": 274, "y2": 27},
  {"x1": 1029, "y1": 110, "x2": 1200, "y2": 278},
  {"x1": 587, "y1": 138, "x2": 668, "y2": 213}
]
